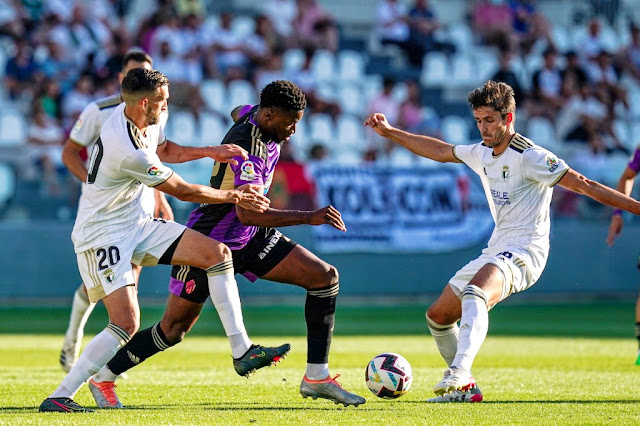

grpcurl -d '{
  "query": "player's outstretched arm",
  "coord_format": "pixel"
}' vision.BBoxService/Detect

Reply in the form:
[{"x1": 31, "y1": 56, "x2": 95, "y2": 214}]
[
  {"x1": 606, "y1": 166, "x2": 638, "y2": 246},
  {"x1": 62, "y1": 138, "x2": 89, "y2": 182},
  {"x1": 236, "y1": 190, "x2": 346, "y2": 231},
  {"x1": 364, "y1": 113, "x2": 461, "y2": 163},
  {"x1": 558, "y1": 168, "x2": 640, "y2": 216},
  {"x1": 155, "y1": 174, "x2": 270, "y2": 212},
  {"x1": 157, "y1": 140, "x2": 248, "y2": 166}
]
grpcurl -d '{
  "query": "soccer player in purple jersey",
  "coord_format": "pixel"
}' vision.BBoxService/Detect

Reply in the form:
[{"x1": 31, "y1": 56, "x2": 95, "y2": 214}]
[
  {"x1": 606, "y1": 145, "x2": 640, "y2": 365},
  {"x1": 88, "y1": 80, "x2": 366, "y2": 408}
]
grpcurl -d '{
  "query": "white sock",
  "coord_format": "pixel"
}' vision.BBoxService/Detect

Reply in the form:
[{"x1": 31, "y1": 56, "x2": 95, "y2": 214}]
[
  {"x1": 427, "y1": 315, "x2": 459, "y2": 367},
  {"x1": 63, "y1": 284, "x2": 96, "y2": 347},
  {"x1": 206, "y1": 261, "x2": 251, "y2": 359},
  {"x1": 305, "y1": 363, "x2": 330, "y2": 380},
  {"x1": 92, "y1": 365, "x2": 118, "y2": 383},
  {"x1": 452, "y1": 285, "x2": 489, "y2": 372},
  {"x1": 50, "y1": 324, "x2": 131, "y2": 399}
]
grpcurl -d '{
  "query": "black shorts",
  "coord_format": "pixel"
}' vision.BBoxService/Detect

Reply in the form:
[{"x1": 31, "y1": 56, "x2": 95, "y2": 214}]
[{"x1": 168, "y1": 227, "x2": 297, "y2": 304}]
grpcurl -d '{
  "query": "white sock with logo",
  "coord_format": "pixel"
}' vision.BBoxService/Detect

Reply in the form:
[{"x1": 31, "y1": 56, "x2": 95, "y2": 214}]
[
  {"x1": 452, "y1": 285, "x2": 489, "y2": 372},
  {"x1": 206, "y1": 261, "x2": 252, "y2": 358}
]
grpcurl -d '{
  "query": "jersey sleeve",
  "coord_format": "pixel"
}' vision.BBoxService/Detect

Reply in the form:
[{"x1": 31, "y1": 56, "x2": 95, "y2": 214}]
[
  {"x1": 120, "y1": 149, "x2": 174, "y2": 187},
  {"x1": 69, "y1": 103, "x2": 101, "y2": 147},
  {"x1": 522, "y1": 146, "x2": 569, "y2": 187},
  {"x1": 453, "y1": 143, "x2": 484, "y2": 176},
  {"x1": 628, "y1": 146, "x2": 640, "y2": 172},
  {"x1": 157, "y1": 123, "x2": 167, "y2": 146}
]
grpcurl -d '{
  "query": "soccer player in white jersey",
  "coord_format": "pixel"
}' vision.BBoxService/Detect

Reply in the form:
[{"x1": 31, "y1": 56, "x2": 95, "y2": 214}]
[
  {"x1": 365, "y1": 80, "x2": 640, "y2": 402},
  {"x1": 39, "y1": 68, "x2": 272, "y2": 413},
  {"x1": 59, "y1": 51, "x2": 174, "y2": 373}
]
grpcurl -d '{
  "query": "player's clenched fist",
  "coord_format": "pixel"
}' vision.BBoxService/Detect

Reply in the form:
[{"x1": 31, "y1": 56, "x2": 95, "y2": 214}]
[
  {"x1": 364, "y1": 113, "x2": 393, "y2": 137},
  {"x1": 207, "y1": 144, "x2": 249, "y2": 165},
  {"x1": 233, "y1": 184, "x2": 270, "y2": 212}
]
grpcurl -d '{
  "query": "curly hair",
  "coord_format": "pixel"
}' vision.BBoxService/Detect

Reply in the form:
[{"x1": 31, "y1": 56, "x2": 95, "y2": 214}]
[
  {"x1": 259, "y1": 80, "x2": 307, "y2": 111},
  {"x1": 468, "y1": 80, "x2": 516, "y2": 116},
  {"x1": 121, "y1": 68, "x2": 169, "y2": 103}
]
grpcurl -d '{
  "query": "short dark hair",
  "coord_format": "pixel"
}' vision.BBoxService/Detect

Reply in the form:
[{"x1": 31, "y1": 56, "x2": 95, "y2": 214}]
[
  {"x1": 468, "y1": 80, "x2": 516, "y2": 116},
  {"x1": 121, "y1": 68, "x2": 169, "y2": 103},
  {"x1": 259, "y1": 80, "x2": 306, "y2": 112},
  {"x1": 122, "y1": 51, "x2": 153, "y2": 71}
]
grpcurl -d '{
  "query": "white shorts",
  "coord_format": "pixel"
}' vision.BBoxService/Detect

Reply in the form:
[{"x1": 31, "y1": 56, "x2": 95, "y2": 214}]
[
  {"x1": 140, "y1": 185, "x2": 156, "y2": 216},
  {"x1": 448, "y1": 249, "x2": 536, "y2": 306},
  {"x1": 77, "y1": 216, "x2": 185, "y2": 303}
]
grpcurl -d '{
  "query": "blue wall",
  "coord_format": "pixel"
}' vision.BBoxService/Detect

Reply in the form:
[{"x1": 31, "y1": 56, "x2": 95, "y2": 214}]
[{"x1": 0, "y1": 219, "x2": 636, "y2": 302}]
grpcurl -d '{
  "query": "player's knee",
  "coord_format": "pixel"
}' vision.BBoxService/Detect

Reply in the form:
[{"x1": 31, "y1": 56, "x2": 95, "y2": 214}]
[
  {"x1": 325, "y1": 264, "x2": 339, "y2": 286},
  {"x1": 426, "y1": 305, "x2": 450, "y2": 327},
  {"x1": 202, "y1": 241, "x2": 232, "y2": 266}
]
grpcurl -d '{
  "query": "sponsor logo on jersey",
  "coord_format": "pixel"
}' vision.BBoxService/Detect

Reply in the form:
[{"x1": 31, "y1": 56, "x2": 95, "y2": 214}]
[
  {"x1": 546, "y1": 156, "x2": 559, "y2": 172},
  {"x1": 258, "y1": 230, "x2": 282, "y2": 259},
  {"x1": 146, "y1": 166, "x2": 162, "y2": 176},
  {"x1": 185, "y1": 279, "x2": 196, "y2": 294},
  {"x1": 240, "y1": 160, "x2": 256, "y2": 181},
  {"x1": 502, "y1": 165, "x2": 510, "y2": 180},
  {"x1": 104, "y1": 268, "x2": 115, "y2": 283},
  {"x1": 72, "y1": 117, "x2": 83, "y2": 132},
  {"x1": 491, "y1": 189, "x2": 510, "y2": 205}
]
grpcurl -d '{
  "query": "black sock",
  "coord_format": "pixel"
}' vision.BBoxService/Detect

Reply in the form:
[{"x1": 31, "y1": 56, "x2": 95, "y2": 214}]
[
  {"x1": 107, "y1": 323, "x2": 173, "y2": 375},
  {"x1": 305, "y1": 283, "x2": 339, "y2": 364},
  {"x1": 636, "y1": 322, "x2": 640, "y2": 347}
]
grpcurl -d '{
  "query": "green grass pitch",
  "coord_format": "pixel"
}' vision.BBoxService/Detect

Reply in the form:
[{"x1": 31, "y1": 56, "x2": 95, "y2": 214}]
[{"x1": 0, "y1": 302, "x2": 639, "y2": 425}]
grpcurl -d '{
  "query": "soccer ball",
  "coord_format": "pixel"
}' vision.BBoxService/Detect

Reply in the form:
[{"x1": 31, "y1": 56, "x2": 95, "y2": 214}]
[{"x1": 365, "y1": 353, "x2": 413, "y2": 399}]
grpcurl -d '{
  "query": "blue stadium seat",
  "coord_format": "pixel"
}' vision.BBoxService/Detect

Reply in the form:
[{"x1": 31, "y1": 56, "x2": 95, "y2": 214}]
[
  {"x1": 200, "y1": 79, "x2": 227, "y2": 115},
  {"x1": 0, "y1": 110, "x2": 27, "y2": 147}
]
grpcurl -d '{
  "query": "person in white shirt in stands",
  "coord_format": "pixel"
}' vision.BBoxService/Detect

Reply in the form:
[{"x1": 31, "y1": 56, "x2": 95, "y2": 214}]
[
  {"x1": 366, "y1": 80, "x2": 640, "y2": 402},
  {"x1": 40, "y1": 68, "x2": 275, "y2": 413},
  {"x1": 59, "y1": 51, "x2": 173, "y2": 374}
]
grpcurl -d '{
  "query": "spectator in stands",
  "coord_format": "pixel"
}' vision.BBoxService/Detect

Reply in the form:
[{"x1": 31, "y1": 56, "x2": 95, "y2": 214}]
[
  {"x1": 38, "y1": 39, "x2": 77, "y2": 93},
  {"x1": 470, "y1": 0, "x2": 516, "y2": 52},
  {"x1": 261, "y1": 0, "x2": 297, "y2": 40},
  {"x1": 210, "y1": 11, "x2": 250, "y2": 81},
  {"x1": 174, "y1": 0, "x2": 206, "y2": 18},
  {"x1": 35, "y1": 78, "x2": 63, "y2": 122},
  {"x1": 397, "y1": 79, "x2": 426, "y2": 133},
  {"x1": 508, "y1": 0, "x2": 551, "y2": 54},
  {"x1": 293, "y1": 0, "x2": 339, "y2": 52},
  {"x1": 577, "y1": 18, "x2": 606, "y2": 65},
  {"x1": 27, "y1": 106, "x2": 65, "y2": 195},
  {"x1": 246, "y1": 15, "x2": 283, "y2": 72},
  {"x1": 375, "y1": 0, "x2": 424, "y2": 66},
  {"x1": 367, "y1": 77, "x2": 400, "y2": 152},
  {"x1": 617, "y1": 24, "x2": 640, "y2": 84},
  {"x1": 556, "y1": 84, "x2": 626, "y2": 154},
  {"x1": 61, "y1": 75, "x2": 94, "y2": 129},
  {"x1": 407, "y1": 0, "x2": 456, "y2": 56},
  {"x1": 491, "y1": 49, "x2": 526, "y2": 108},
  {"x1": 289, "y1": 47, "x2": 341, "y2": 118},
  {"x1": 530, "y1": 47, "x2": 565, "y2": 122},
  {"x1": 274, "y1": 142, "x2": 316, "y2": 210},
  {"x1": 586, "y1": 49, "x2": 630, "y2": 114},
  {"x1": 4, "y1": 40, "x2": 40, "y2": 101},
  {"x1": 153, "y1": 39, "x2": 206, "y2": 121},
  {"x1": 561, "y1": 51, "x2": 588, "y2": 97}
]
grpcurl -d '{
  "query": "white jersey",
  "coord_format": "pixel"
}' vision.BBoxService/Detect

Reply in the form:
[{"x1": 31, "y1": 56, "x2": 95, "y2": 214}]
[
  {"x1": 453, "y1": 133, "x2": 569, "y2": 279},
  {"x1": 72, "y1": 103, "x2": 174, "y2": 253},
  {"x1": 69, "y1": 93, "x2": 169, "y2": 214}
]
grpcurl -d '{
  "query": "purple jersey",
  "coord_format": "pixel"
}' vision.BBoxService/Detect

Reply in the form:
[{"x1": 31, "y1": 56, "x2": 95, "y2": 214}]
[
  {"x1": 186, "y1": 105, "x2": 282, "y2": 249},
  {"x1": 628, "y1": 146, "x2": 640, "y2": 172}
]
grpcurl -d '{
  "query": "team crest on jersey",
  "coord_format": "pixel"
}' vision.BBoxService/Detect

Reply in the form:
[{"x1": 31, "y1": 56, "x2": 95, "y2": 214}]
[
  {"x1": 546, "y1": 156, "x2": 559, "y2": 172},
  {"x1": 185, "y1": 279, "x2": 196, "y2": 294},
  {"x1": 104, "y1": 268, "x2": 115, "y2": 283},
  {"x1": 240, "y1": 160, "x2": 256, "y2": 181},
  {"x1": 146, "y1": 166, "x2": 162, "y2": 176},
  {"x1": 72, "y1": 118, "x2": 83, "y2": 132},
  {"x1": 502, "y1": 166, "x2": 510, "y2": 180}
]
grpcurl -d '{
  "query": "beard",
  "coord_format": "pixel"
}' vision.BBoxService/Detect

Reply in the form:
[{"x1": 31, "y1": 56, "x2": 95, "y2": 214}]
[{"x1": 146, "y1": 111, "x2": 159, "y2": 126}]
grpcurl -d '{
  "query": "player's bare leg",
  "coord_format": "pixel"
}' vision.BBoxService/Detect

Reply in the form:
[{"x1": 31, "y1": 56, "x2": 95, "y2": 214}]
[
  {"x1": 262, "y1": 245, "x2": 365, "y2": 407},
  {"x1": 60, "y1": 263, "x2": 142, "y2": 373}
]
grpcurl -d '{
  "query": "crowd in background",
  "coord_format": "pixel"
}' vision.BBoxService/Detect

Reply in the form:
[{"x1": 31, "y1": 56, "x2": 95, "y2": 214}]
[{"x1": 0, "y1": 0, "x2": 639, "y2": 221}]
